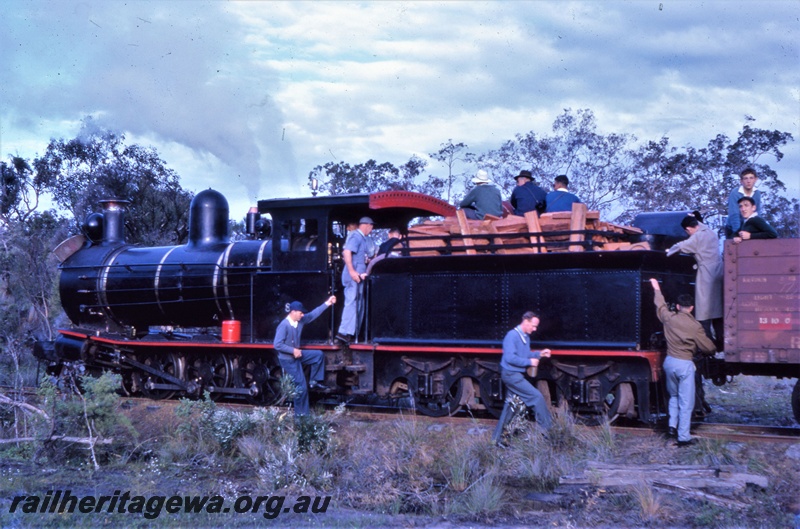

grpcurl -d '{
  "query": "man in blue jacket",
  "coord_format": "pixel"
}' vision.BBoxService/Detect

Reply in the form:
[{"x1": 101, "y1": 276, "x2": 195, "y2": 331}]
[
  {"x1": 510, "y1": 170, "x2": 547, "y2": 216},
  {"x1": 500, "y1": 311, "x2": 553, "y2": 431},
  {"x1": 545, "y1": 175, "x2": 582, "y2": 213},
  {"x1": 273, "y1": 295, "x2": 336, "y2": 416}
]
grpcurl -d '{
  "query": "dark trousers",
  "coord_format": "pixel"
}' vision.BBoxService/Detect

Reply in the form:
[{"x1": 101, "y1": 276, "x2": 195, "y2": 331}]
[
  {"x1": 277, "y1": 349, "x2": 324, "y2": 416},
  {"x1": 697, "y1": 318, "x2": 723, "y2": 414},
  {"x1": 700, "y1": 318, "x2": 724, "y2": 352},
  {"x1": 500, "y1": 369, "x2": 552, "y2": 431},
  {"x1": 462, "y1": 208, "x2": 481, "y2": 220}
]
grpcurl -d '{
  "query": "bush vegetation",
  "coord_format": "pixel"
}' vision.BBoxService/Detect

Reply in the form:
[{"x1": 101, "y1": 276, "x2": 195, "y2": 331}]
[{"x1": 0, "y1": 374, "x2": 797, "y2": 528}]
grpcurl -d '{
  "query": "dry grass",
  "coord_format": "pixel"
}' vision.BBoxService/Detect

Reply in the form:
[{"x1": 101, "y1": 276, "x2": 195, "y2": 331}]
[
  {"x1": 1, "y1": 375, "x2": 797, "y2": 527},
  {"x1": 629, "y1": 480, "x2": 665, "y2": 523}
]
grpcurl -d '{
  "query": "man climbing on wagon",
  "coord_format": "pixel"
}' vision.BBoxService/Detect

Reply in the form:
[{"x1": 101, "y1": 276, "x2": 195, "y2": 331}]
[{"x1": 648, "y1": 279, "x2": 716, "y2": 447}]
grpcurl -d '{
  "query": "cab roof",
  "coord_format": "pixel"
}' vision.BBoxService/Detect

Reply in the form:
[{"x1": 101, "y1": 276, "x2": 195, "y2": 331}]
[{"x1": 258, "y1": 191, "x2": 456, "y2": 227}]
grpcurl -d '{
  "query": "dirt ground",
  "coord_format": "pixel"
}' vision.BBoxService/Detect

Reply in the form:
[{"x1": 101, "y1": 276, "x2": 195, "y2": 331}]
[{"x1": 1, "y1": 375, "x2": 798, "y2": 528}]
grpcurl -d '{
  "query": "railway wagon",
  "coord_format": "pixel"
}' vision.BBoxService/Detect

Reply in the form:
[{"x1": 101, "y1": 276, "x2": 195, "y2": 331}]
[
  {"x1": 719, "y1": 238, "x2": 800, "y2": 421},
  {"x1": 35, "y1": 189, "x2": 799, "y2": 424}
]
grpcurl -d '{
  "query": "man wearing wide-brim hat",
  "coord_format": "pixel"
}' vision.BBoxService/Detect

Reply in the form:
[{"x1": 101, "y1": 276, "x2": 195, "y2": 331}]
[
  {"x1": 510, "y1": 170, "x2": 547, "y2": 216},
  {"x1": 458, "y1": 170, "x2": 503, "y2": 220}
]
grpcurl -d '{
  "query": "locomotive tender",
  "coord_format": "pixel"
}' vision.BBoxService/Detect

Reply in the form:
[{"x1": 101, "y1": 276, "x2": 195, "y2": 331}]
[{"x1": 37, "y1": 189, "x2": 800, "y2": 423}]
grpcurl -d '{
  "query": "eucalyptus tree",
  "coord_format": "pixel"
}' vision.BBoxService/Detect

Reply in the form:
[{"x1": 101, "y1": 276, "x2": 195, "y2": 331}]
[
  {"x1": 478, "y1": 109, "x2": 635, "y2": 218},
  {"x1": 0, "y1": 158, "x2": 69, "y2": 387},
  {"x1": 428, "y1": 140, "x2": 474, "y2": 202},
  {"x1": 620, "y1": 118, "x2": 796, "y2": 235},
  {"x1": 34, "y1": 118, "x2": 193, "y2": 246}
]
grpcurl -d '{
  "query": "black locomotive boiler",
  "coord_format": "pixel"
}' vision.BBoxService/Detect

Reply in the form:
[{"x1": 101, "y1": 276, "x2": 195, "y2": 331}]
[{"x1": 38, "y1": 188, "x2": 800, "y2": 424}]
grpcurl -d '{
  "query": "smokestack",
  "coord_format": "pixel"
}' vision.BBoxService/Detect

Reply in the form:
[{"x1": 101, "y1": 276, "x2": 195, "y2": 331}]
[
  {"x1": 246, "y1": 207, "x2": 259, "y2": 238},
  {"x1": 98, "y1": 199, "x2": 130, "y2": 245}
]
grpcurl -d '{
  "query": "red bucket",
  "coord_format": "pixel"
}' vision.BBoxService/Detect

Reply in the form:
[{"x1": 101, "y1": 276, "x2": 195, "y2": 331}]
[{"x1": 221, "y1": 320, "x2": 241, "y2": 343}]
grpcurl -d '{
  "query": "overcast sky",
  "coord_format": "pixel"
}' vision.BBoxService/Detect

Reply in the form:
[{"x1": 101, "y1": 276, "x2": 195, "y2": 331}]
[{"x1": 1, "y1": 0, "x2": 798, "y2": 218}]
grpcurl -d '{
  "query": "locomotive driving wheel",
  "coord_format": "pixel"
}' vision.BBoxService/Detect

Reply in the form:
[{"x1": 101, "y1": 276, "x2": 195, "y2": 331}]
[
  {"x1": 188, "y1": 353, "x2": 233, "y2": 400},
  {"x1": 139, "y1": 352, "x2": 183, "y2": 400},
  {"x1": 414, "y1": 376, "x2": 467, "y2": 417},
  {"x1": 241, "y1": 356, "x2": 283, "y2": 406}
]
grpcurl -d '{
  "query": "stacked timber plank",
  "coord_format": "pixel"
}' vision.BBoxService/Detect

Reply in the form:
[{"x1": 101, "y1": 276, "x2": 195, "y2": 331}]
[{"x1": 407, "y1": 203, "x2": 648, "y2": 256}]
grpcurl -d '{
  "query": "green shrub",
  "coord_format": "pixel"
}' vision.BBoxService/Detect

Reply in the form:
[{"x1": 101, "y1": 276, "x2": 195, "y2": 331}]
[{"x1": 295, "y1": 413, "x2": 334, "y2": 454}]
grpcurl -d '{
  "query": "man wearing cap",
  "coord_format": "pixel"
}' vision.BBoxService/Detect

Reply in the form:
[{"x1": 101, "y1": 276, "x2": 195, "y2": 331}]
[
  {"x1": 273, "y1": 295, "x2": 337, "y2": 416},
  {"x1": 509, "y1": 170, "x2": 547, "y2": 216},
  {"x1": 545, "y1": 175, "x2": 582, "y2": 213},
  {"x1": 336, "y1": 217, "x2": 375, "y2": 344},
  {"x1": 458, "y1": 170, "x2": 503, "y2": 220},
  {"x1": 648, "y1": 279, "x2": 716, "y2": 446}
]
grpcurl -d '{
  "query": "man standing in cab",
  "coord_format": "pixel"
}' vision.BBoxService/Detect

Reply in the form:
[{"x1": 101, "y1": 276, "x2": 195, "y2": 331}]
[{"x1": 337, "y1": 217, "x2": 375, "y2": 344}]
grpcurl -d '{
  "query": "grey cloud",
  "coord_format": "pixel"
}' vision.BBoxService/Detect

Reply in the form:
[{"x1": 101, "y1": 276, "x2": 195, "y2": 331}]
[{"x1": 1, "y1": 0, "x2": 293, "y2": 198}]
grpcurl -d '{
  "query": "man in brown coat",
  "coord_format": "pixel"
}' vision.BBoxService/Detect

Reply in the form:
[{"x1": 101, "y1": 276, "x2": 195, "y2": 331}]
[{"x1": 649, "y1": 278, "x2": 716, "y2": 446}]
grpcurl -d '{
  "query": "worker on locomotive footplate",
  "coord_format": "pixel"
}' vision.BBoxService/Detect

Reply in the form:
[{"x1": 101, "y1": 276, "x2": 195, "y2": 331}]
[
  {"x1": 273, "y1": 296, "x2": 336, "y2": 416},
  {"x1": 666, "y1": 211, "x2": 724, "y2": 417},
  {"x1": 500, "y1": 311, "x2": 553, "y2": 432},
  {"x1": 336, "y1": 217, "x2": 375, "y2": 345},
  {"x1": 648, "y1": 279, "x2": 716, "y2": 447},
  {"x1": 343, "y1": 220, "x2": 358, "y2": 243},
  {"x1": 376, "y1": 227, "x2": 404, "y2": 257},
  {"x1": 732, "y1": 196, "x2": 778, "y2": 243}
]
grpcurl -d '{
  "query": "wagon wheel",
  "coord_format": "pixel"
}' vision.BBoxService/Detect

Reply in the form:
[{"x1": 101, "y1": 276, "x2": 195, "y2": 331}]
[
  {"x1": 604, "y1": 382, "x2": 636, "y2": 424},
  {"x1": 188, "y1": 353, "x2": 233, "y2": 400},
  {"x1": 792, "y1": 380, "x2": 800, "y2": 425},
  {"x1": 241, "y1": 356, "x2": 283, "y2": 406},
  {"x1": 140, "y1": 352, "x2": 182, "y2": 400},
  {"x1": 414, "y1": 376, "x2": 466, "y2": 417}
]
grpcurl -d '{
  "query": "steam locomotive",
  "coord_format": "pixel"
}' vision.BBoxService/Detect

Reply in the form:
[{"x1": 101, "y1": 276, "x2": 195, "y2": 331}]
[{"x1": 36, "y1": 189, "x2": 800, "y2": 424}]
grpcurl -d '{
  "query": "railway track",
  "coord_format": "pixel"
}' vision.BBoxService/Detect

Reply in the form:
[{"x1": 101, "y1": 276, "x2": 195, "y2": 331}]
[
  {"x1": 685, "y1": 422, "x2": 800, "y2": 443},
  {"x1": 111, "y1": 395, "x2": 800, "y2": 444},
  {"x1": 4, "y1": 387, "x2": 797, "y2": 444},
  {"x1": 340, "y1": 407, "x2": 800, "y2": 443}
]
